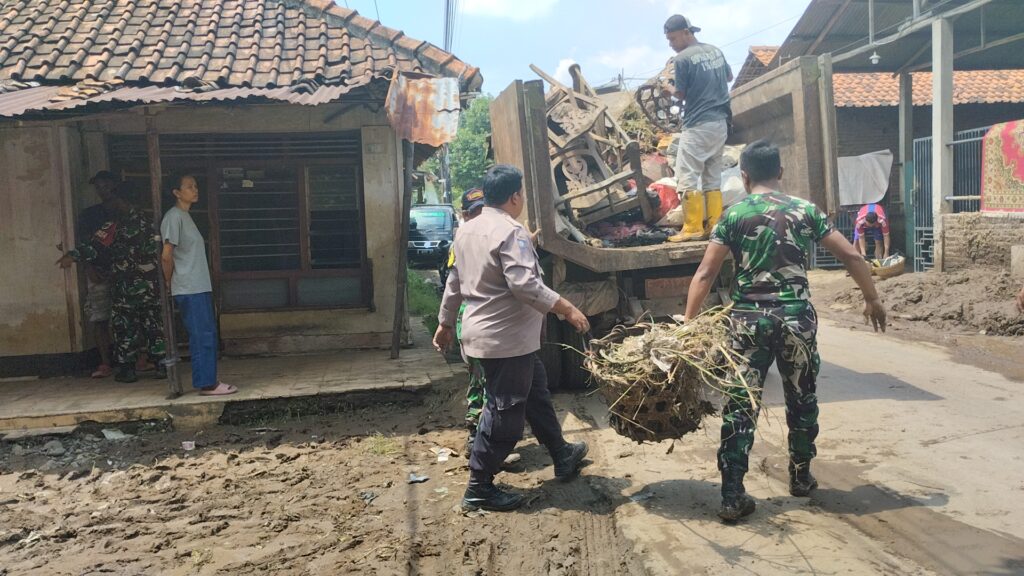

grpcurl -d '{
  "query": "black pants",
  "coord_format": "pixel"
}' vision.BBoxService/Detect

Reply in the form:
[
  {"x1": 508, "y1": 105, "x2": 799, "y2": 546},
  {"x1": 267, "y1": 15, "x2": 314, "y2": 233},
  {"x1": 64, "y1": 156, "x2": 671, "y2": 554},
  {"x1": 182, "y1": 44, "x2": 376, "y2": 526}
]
[{"x1": 469, "y1": 353, "x2": 566, "y2": 483}]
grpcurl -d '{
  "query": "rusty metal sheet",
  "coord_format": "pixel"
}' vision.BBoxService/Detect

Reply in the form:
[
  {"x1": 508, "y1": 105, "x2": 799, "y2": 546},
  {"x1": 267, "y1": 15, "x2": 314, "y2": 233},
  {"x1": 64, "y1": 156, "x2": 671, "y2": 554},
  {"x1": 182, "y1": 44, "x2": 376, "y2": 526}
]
[{"x1": 385, "y1": 72, "x2": 460, "y2": 147}]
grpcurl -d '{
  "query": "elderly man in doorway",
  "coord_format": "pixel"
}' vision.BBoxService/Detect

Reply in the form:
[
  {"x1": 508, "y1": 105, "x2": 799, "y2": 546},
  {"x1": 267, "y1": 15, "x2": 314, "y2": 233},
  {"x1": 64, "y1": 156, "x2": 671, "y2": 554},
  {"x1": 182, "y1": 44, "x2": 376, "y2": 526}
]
[{"x1": 434, "y1": 165, "x2": 591, "y2": 512}]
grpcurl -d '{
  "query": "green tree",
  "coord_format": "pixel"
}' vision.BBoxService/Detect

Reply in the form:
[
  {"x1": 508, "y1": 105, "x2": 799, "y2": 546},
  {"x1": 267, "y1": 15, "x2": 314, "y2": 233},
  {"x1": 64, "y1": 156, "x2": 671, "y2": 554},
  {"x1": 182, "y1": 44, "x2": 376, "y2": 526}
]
[{"x1": 423, "y1": 95, "x2": 493, "y2": 205}]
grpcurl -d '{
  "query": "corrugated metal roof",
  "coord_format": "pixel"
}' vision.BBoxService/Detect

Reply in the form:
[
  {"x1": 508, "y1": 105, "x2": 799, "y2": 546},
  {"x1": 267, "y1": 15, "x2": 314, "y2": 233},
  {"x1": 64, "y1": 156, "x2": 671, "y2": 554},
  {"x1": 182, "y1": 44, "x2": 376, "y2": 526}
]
[
  {"x1": 773, "y1": 0, "x2": 1024, "y2": 73},
  {"x1": 385, "y1": 73, "x2": 460, "y2": 147}
]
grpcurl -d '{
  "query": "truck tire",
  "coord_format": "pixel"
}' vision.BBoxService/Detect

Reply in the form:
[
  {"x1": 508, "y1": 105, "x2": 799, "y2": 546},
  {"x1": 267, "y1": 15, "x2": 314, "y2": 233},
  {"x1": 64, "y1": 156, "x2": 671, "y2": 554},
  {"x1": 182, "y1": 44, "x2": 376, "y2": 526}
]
[
  {"x1": 559, "y1": 321, "x2": 592, "y2": 391},
  {"x1": 539, "y1": 315, "x2": 563, "y2": 391}
]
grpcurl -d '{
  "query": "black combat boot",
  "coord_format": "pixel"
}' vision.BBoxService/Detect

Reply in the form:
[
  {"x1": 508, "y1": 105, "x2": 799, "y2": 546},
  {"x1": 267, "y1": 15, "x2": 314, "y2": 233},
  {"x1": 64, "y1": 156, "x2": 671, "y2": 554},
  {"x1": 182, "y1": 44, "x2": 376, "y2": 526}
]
[
  {"x1": 115, "y1": 364, "x2": 138, "y2": 383},
  {"x1": 552, "y1": 441, "x2": 588, "y2": 481},
  {"x1": 719, "y1": 469, "x2": 756, "y2": 522},
  {"x1": 462, "y1": 480, "x2": 526, "y2": 512},
  {"x1": 789, "y1": 461, "x2": 818, "y2": 497}
]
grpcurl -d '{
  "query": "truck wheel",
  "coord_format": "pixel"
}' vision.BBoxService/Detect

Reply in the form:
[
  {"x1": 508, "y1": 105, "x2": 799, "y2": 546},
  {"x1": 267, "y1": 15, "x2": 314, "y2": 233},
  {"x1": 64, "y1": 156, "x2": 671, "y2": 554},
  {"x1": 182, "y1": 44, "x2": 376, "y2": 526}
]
[
  {"x1": 559, "y1": 321, "x2": 592, "y2": 391},
  {"x1": 539, "y1": 315, "x2": 563, "y2": 391}
]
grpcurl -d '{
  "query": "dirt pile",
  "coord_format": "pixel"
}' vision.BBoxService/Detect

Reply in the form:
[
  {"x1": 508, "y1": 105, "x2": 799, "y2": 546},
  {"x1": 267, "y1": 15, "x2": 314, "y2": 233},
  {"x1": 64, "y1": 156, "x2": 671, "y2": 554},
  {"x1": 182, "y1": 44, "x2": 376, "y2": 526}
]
[{"x1": 830, "y1": 267, "x2": 1024, "y2": 336}]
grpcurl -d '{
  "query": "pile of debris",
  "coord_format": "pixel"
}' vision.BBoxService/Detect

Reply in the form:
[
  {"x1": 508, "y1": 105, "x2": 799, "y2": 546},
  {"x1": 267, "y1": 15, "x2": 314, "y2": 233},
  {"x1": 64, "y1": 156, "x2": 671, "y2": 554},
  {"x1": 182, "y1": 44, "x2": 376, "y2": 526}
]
[{"x1": 532, "y1": 63, "x2": 745, "y2": 248}]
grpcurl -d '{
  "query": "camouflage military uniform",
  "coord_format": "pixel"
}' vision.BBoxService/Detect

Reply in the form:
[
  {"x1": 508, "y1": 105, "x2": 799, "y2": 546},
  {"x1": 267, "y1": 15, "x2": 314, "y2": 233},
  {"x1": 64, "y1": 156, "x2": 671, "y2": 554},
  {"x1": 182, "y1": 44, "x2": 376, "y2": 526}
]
[
  {"x1": 456, "y1": 302, "x2": 487, "y2": 427},
  {"x1": 69, "y1": 208, "x2": 166, "y2": 366},
  {"x1": 710, "y1": 192, "x2": 834, "y2": 479}
]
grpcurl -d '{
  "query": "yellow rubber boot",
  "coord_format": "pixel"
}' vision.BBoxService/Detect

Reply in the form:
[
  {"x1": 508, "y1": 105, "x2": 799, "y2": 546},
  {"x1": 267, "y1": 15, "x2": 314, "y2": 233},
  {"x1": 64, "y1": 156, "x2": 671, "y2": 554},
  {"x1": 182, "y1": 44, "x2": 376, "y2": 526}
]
[
  {"x1": 704, "y1": 189, "x2": 723, "y2": 236},
  {"x1": 668, "y1": 191, "x2": 707, "y2": 242}
]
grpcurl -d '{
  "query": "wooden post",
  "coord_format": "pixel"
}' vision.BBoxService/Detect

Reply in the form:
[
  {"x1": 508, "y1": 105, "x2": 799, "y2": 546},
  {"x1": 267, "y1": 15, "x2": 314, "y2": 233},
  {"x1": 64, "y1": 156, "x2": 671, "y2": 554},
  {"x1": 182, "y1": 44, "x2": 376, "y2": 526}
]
[
  {"x1": 146, "y1": 115, "x2": 183, "y2": 397},
  {"x1": 899, "y1": 72, "x2": 916, "y2": 262},
  {"x1": 932, "y1": 18, "x2": 954, "y2": 272},
  {"x1": 817, "y1": 54, "x2": 840, "y2": 215},
  {"x1": 391, "y1": 140, "x2": 415, "y2": 359}
]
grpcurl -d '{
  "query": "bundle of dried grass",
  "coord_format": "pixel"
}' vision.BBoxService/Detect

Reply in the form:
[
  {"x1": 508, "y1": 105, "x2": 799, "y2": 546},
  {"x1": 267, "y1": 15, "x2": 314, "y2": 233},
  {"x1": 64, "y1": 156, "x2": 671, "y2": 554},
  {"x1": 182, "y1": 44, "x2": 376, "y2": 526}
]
[{"x1": 585, "y1": 308, "x2": 750, "y2": 443}]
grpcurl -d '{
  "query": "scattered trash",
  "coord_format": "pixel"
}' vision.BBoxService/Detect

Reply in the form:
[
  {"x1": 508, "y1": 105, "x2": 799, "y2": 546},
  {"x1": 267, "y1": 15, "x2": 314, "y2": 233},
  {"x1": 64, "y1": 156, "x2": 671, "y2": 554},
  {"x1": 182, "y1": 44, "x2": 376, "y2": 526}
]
[
  {"x1": 503, "y1": 453, "x2": 522, "y2": 465},
  {"x1": 407, "y1": 473, "x2": 429, "y2": 484},
  {"x1": 358, "y1": 490, "x2": 378, "y2": 504},
  {"x1": 629, "y1": 490, "x2": 655, "y2": 503},
  {"x1": 42, "y1": 440, "x2": 66, "y2": 457},
  {"x1": 463, "y1": 509, "x2": 490, "y2": 519},
  {"x1": 181, "y1": 441, "x2": 196, "y2": 451},
  {"x1": 434, "y1": 487, "x2": 449, "y2": 495},
  {"x1": 430, "y1": 447, "x2": 453, "y2": 463},
  {"x1": 101, "y1": 429, "x2": 133, "y2": 441}
]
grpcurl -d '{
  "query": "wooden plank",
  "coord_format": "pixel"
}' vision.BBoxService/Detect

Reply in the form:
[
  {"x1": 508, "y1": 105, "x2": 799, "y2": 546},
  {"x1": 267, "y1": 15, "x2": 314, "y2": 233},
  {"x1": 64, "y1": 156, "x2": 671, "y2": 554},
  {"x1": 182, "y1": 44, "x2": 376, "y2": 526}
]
[
  {"x1": 146, "y1": 115, "x2": 183, "y2": 398},
  {"x1": 391, "y1": 140, "x2": 415, "y2": 359},
  {"x1": 553, "y1": 168, "x2": 635, "y2": 206},
  {"x1": 817, "y1": 54, "x2": 839, "y2": 214}
]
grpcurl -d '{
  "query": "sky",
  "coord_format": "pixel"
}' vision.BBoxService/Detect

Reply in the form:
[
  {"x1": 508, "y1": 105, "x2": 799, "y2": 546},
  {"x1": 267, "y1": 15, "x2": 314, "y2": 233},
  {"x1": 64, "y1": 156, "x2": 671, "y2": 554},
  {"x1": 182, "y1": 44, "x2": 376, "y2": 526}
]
[{"x1": 341, "y1": 0, "x2": 814, "y2": 94}]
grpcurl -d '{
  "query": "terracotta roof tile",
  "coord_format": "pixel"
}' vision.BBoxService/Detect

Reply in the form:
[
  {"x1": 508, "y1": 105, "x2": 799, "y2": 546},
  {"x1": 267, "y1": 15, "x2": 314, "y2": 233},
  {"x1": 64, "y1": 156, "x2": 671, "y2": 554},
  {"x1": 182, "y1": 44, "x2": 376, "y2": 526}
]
[
  {"x1": 735, "y1": 46, "x2": 1024, "y2": 107},
  {"x1": 833, "y1": 70, "x2": 1024, "y2": 107},
  {"x1": 0, "y1": 0, "x2": 480, "y2": 93}
]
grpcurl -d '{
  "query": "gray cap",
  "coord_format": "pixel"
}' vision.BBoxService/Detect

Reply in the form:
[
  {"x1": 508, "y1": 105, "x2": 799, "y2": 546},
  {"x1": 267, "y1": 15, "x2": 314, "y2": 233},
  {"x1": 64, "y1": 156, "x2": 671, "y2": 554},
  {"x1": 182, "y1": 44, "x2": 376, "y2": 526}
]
[{"x1": 664, "y1": 14, "x2": 700, "y2": 34}]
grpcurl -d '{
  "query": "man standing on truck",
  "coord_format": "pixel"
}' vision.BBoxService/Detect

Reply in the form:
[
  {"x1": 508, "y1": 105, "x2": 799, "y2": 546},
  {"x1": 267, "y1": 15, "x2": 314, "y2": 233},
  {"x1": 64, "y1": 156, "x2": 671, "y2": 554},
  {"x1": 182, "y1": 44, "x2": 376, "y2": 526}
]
[
  {"x1": 661, "y1": 14, "x2": 733, "y2": 243},
  {"x1": 434, "y1": 165, "x2": 591, "y2": 512},
  {"x1": 684, "y1": 140, "x2": 887, "y2": 522}
]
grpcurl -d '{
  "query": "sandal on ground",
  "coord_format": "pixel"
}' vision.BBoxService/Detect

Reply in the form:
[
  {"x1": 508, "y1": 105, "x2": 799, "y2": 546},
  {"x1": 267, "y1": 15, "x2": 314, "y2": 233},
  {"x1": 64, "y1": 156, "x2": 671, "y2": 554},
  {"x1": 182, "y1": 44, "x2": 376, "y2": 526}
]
[
  {"x1": 91, "y1": 365, "x2": 113, "y2": 378},
  {"x1": 199, "y1": 382, "x2": 238, "y2": 396}
]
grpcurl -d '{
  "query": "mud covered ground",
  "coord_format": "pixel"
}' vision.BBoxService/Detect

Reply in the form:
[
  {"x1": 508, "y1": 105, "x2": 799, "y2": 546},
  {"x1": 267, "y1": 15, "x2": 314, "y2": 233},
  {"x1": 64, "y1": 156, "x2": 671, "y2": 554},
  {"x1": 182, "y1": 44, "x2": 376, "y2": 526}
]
[{"x1": 0, "y1": 384, "x2": 644, "y2": 576}]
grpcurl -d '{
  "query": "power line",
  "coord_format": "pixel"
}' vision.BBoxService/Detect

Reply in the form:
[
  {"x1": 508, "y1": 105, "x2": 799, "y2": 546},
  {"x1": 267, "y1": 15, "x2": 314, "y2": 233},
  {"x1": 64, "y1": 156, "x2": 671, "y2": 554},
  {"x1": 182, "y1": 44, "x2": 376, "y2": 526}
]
[{"x1": 373, "y1": 0, "x2": 381, "y2": 21}]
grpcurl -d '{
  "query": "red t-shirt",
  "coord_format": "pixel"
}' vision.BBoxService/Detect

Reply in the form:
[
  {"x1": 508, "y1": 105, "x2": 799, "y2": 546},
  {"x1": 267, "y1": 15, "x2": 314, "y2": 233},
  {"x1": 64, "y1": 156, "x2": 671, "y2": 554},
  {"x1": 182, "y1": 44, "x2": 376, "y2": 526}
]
[{"x1": 855, "y1": 204, "x2": 889, "y2": 235}]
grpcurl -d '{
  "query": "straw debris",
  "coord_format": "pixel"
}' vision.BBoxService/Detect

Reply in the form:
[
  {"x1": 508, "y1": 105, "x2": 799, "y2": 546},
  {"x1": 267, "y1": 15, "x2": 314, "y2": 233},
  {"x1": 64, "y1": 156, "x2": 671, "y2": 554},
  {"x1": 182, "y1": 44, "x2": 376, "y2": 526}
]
[{"x1": 586, "y1": 308, "x2": 750, "y2": 443}]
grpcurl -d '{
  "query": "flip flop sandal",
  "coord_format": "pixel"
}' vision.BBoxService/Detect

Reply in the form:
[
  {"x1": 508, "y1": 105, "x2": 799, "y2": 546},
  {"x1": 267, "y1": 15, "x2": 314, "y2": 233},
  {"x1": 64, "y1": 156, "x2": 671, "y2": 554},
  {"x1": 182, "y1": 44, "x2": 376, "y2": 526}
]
[
  {"x1": 91, "y1": 365, "x2": 113, "y2": 378},
  {"x1": 199, "y1": 383, "x2": 238, "y2": 396}
]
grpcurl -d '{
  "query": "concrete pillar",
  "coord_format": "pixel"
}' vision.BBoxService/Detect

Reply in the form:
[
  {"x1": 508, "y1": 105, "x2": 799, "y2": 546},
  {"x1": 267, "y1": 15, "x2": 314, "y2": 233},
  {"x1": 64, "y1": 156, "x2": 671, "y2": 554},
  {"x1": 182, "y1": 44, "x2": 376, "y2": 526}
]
[
  {"x1": 899, "y1": 72, "x2": 915, "y2": 264},
  {"x1": 932, "y1": 18, "x2": 954, "y2": 272}
]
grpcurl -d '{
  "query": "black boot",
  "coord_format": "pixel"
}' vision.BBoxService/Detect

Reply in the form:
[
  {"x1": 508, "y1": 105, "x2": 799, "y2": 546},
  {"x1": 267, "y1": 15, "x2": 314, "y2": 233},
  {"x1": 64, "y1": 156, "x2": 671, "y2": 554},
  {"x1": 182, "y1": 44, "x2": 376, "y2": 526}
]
[
  {"x1": 719, "y1": 469, "x2": 756, "y2": 522},
  {"x1": 115, "y1": 364, "x2": 138, "y2": 383},
  {"x1": 462, "y1": 480, "x2": 526, "y2": 512},
  {"x1": 552, "y1": 441, "x2": 588, "y2": 481},
  {"x1": 789, "y1": 461, "x2": 818, "y2": 497}
]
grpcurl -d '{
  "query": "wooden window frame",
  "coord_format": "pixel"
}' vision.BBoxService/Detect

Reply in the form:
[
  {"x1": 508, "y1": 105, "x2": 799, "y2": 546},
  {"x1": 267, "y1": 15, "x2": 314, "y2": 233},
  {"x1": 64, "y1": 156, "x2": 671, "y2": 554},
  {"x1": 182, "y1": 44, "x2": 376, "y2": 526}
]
[{"x1": 210, "y1": 157, "x2": 370, "y2": 312}]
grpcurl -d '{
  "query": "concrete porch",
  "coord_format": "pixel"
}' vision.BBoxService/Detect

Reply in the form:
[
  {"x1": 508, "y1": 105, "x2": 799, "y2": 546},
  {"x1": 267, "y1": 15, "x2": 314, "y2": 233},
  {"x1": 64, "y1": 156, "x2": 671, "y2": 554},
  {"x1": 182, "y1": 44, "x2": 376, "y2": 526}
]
[{"x1": 0, "y1": 328, "x2": 457, "y2": 434}]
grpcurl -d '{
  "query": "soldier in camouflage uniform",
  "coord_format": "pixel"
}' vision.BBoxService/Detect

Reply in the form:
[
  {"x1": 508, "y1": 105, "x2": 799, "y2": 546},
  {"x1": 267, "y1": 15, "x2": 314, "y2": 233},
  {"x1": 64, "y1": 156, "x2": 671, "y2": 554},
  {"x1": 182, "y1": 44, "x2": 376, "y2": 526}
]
[
  {"x1": 684, "y1": 140, "x2": 886, "y2": 522},
  {"x1": 59, "y1": 185, "x2": 166, "y2": 383}
]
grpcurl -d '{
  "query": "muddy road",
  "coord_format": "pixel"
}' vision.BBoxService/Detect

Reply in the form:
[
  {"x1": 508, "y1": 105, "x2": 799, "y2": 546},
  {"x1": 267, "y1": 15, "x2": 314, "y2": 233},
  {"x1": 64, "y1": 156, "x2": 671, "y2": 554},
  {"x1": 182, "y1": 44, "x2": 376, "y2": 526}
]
[{"x1": 2, "y1": 300, "x2": 1024, "y2": 574}]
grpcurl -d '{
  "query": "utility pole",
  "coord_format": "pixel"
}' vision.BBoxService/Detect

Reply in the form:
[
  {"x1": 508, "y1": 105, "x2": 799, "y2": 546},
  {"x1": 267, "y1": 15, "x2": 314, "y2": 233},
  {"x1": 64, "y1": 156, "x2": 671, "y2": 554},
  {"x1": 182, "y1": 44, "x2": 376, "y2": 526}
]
[{"x1": 440, "y1": 0, "x2": 456, "y2": 204}]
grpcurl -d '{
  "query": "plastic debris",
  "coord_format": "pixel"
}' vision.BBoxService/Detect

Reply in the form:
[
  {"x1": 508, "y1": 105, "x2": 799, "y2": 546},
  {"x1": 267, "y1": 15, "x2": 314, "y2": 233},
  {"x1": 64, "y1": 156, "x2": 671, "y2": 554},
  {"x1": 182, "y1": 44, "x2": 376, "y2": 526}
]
[
  {"x1": 408, "y1": 473, "x2": 430, "y2": 484},
  {"x1": 181, "y1": 441, "x2": 196, "y2": 451},
  {"x1": 101, "y1": 429, "x2": 132, "y2": 441}
]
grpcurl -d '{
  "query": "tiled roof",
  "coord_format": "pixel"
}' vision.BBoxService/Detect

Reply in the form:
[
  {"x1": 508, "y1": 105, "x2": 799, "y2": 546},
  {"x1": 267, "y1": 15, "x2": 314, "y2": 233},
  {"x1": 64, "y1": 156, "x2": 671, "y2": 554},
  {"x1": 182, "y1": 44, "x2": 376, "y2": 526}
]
[
  {"x1": 834, "y1": 70, "x2": 1024, "y2": 107},
  {"x1": 0, "y1": 0, "x2": 480, "y2": 93},
  {"x1": 734, "y1": 46, "x2": 1024, "y2": 107},
  {"x1": 749, "y1": 46, "x2": 777, "y2": 67}
]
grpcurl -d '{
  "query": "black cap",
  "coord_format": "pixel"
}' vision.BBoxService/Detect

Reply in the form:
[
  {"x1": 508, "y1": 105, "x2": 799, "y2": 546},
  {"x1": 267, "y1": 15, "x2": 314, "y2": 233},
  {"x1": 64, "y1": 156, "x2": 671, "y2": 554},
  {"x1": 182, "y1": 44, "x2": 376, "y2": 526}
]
[
  {"x1": 88, "y1": 170, "x2": 116, "y2": 184},
  {"x1": 664, "y1": 14, "x2": 700, "y2": 34},
  {"x1": 461, "y1": 187, "x2": 485, "y2": 212}
]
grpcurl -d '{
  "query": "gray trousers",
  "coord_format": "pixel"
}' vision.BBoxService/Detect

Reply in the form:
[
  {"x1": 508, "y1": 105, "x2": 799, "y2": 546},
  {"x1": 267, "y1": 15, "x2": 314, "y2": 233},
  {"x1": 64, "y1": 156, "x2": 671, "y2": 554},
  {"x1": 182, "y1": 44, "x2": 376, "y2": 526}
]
[{"x1": 469, "y1": 353, "x2": 566, "y2": 483}]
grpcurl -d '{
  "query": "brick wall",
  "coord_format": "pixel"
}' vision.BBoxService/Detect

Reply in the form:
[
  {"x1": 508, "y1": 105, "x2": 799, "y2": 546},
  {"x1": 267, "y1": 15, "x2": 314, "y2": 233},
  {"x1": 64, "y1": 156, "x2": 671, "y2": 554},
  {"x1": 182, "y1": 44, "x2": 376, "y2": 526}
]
[{"x1": 942, "y1": 212, "x2": 1024, "y2": 270}]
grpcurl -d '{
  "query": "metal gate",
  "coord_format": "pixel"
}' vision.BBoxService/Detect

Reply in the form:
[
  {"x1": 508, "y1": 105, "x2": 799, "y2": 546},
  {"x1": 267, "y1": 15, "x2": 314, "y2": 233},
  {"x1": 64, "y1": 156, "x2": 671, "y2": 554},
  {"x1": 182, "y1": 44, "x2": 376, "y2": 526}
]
[{"x1": 910, "y1": 126, "x2": 988, "y2": 272}]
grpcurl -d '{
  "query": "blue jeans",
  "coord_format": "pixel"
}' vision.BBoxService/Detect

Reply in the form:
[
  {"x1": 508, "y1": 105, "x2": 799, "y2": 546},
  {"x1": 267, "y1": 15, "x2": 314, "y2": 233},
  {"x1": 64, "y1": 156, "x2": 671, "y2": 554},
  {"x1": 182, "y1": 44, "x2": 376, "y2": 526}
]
[{"x1": 175, "y1": 292, "x2": 218, "y2": 390}]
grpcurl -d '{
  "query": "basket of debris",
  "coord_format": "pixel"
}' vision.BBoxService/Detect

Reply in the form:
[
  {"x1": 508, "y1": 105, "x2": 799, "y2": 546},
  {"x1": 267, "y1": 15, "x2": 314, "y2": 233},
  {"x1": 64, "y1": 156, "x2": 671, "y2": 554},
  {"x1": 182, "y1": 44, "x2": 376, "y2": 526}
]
[
  {"x1": 872, "y1": 254, "x2": 906, "y2": 280},
  {"x1": 585, "y1": 309, "x2": 746, "y2": 443}
]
